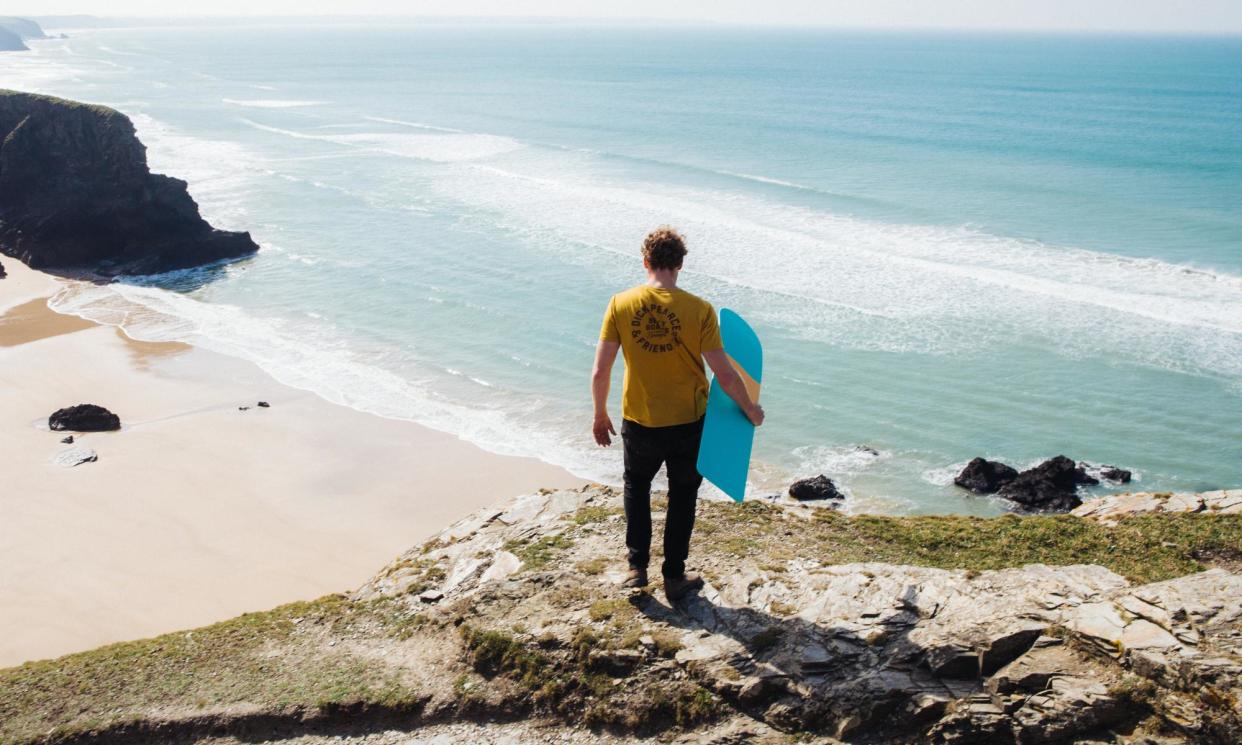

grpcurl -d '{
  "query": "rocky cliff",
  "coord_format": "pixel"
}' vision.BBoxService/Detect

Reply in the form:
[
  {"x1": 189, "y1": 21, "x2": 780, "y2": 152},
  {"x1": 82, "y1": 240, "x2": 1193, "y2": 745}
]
[
  {"x1": 0, "y1": 27, "x2": 26, "y2": 51},
  {"x1": 0, "y1": 17, "x2": 46, "y2": 40},
  {"x1": 1, "y1": 487, "x2": 1239, "y2": 744},
  {"x1": 0, "y1": 90, "x2": 258, "y2": 275}
]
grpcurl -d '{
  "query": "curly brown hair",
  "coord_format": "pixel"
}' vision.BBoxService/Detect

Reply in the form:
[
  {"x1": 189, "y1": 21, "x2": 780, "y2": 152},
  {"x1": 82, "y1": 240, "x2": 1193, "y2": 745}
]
[{"x1": 642, "y1": 226, "x2": 688, "y2": 270}]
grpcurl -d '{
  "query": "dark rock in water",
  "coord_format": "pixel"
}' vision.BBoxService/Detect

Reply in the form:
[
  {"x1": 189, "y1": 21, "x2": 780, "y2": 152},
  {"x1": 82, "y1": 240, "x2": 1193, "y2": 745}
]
[
  {"x1": 60, "y1": 435, "x2": 74, "y2": 444},
  {"x1": 257, "y1": 401, "x2": 270, "y2": 408},
  {"x1": 1099, "y1": 467, "x2": 1131, "y2": 484},
  {"x1": 0, "y1": 27, "x2": 25, "y2": 51},
  {"x1": 238, "y1": 406, "x2": 250, "y2": 411},
  {"x1": 854, "y1": 445, "x2": 879, "y2": 456},
  {"x1": 1081, "y1": 462, "x2": 1132, "y2": 484},
  {"x1": 954, "y1": 457, "x2": 1019, "y2": 494},
  {"x1": 0, "y1": 90, "x2": 259, "y2": 275},
  {"x1": 48, "y1": 404, "x2": 120, "y2": 432},
  {"x1": 998, "y1": 455, "x2": 1098, "y2": 513},
  {"x1": 789, "y1": 475, "x2": 845, "y2": 502}
]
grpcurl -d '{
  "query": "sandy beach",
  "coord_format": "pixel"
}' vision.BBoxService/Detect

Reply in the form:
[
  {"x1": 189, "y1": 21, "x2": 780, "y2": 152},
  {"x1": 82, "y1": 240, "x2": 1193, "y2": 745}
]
[{"x1": 0, "y1": 259, "x2": 583, "y2": 667}]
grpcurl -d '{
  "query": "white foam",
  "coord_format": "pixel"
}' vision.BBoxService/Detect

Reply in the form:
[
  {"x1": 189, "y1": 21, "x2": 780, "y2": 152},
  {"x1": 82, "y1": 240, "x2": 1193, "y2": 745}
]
[
  {"x1": 432, "y1": 158, "x2": 1242, "y2": 379},
  {"x1": 222, "y1": 98, "x2": 328, "y2": 108},
  {"x1": 363, "y1": 116, "x2": 465, "y2": 133},
  {"x1": 715, "y1": 170, "x2": 817, "y2": 191},
  {"x1": 792, "y1": 444, "x2": 888, "y2": 477},
  {"x1": 240, "y1": 119, "x2": 523, "y2": 162},
  {"x1": 128, "y1": 112, "x2": 258, "y2": 234},
  {"x1": 46, "y1": 281, "x2": 619, "y2": 483}
]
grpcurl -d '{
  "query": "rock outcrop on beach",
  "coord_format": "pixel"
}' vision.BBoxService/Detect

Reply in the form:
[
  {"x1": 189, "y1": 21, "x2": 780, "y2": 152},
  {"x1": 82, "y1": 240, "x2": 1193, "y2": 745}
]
[
  {"x1": 52, "y1": 447, "x2": 98, "y2": 467},
  {"x1": 48, "y1": 404, "x2": 121, "y2": 432},
  {"x1": 0, "y1": 90, "x2": 258, "y2": 275},
  {"x1": 4, "y1": 484, "x2": 1240, "y2": 744}
]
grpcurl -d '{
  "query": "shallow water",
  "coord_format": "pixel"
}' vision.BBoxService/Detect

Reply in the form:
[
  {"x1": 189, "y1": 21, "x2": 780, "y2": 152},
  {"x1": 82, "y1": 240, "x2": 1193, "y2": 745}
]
[{"x1": 5, "y1": 25, "x2": 1241, "y2": 513}]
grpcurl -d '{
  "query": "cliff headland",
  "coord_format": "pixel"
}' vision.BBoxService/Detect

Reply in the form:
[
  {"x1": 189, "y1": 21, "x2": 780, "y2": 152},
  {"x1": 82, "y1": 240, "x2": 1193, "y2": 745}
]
[{"x1": 0, "y1": 90, "x2": 258, "y2": 276}]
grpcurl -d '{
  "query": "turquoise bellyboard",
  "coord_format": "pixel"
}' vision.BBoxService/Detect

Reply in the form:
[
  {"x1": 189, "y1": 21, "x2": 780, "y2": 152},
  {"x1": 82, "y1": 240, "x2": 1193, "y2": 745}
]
[{"x1": 696, "y1": 308, "x2": 762, "y2": 502}]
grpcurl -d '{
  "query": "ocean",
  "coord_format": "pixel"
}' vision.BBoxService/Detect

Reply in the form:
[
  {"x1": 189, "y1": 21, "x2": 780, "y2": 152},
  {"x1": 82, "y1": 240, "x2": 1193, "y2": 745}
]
[{"x1": 4, "y1": 23, "x2": 1240, "y2": 514}]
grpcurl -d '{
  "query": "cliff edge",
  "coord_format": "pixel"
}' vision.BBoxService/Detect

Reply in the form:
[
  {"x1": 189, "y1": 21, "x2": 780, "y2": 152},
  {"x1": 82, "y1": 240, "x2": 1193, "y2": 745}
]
[
  {"x1": 0, "y1": 90, "x2": 258, "y2": 275},
  {"x1": 2, "y1": 487, "x2": 1239, "y2": 744}
]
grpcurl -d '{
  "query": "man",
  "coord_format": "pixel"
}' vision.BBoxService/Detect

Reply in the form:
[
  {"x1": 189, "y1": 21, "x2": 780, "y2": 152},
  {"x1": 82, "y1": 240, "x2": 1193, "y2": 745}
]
[{"x1": 592, "y1": 226, "x2": 765, "y2": 601}]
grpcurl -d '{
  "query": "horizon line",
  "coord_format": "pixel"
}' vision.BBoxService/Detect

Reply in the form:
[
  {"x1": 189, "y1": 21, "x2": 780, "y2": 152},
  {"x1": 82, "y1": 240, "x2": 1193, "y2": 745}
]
[{"x1": 17, "y1": 14, "x2": 1242, "y2": 36}]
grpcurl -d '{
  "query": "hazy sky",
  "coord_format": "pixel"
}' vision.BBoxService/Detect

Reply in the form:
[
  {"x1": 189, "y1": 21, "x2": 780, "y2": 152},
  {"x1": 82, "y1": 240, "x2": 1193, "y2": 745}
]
[{"x1": 14, "y1": 0, "x2": 1242, "y2": 33}]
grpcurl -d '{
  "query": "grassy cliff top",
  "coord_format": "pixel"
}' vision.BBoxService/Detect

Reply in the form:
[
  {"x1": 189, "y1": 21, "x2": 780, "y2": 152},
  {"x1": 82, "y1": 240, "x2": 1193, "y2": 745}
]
[{"x1": 2, "y1": 492, "x2": 1239, "y2": 744}]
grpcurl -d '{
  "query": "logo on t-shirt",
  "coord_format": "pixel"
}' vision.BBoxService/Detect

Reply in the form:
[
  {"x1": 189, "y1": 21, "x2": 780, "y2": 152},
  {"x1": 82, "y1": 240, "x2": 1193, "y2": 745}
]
[{"x1": 631, "y1": 304, "x2": 682, "y2": 353}]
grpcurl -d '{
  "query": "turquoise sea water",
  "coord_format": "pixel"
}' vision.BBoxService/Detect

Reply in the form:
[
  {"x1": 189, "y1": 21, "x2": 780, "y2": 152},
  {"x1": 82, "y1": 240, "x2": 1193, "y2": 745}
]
[{"x1": 4, "y1": 24, "x2": 1240, "y2": 514}]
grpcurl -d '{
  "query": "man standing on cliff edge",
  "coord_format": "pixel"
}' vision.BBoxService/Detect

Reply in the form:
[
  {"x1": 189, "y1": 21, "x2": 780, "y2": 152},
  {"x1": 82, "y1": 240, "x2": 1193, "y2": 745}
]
[{"x1": 592, "y1": 226, "x2": 765, "y2": 601}]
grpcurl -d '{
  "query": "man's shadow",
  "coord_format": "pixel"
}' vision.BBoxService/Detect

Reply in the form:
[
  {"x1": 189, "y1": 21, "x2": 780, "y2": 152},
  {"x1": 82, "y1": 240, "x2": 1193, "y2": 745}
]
[{"x1": 629, "y1": 582, "x2": 996, "y2": 737}]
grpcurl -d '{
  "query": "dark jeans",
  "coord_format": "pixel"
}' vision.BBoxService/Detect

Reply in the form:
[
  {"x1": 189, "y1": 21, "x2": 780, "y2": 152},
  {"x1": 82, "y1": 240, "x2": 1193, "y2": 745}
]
[{"x1": 621, "y1": 417, "x2": 704, "y2": 578}]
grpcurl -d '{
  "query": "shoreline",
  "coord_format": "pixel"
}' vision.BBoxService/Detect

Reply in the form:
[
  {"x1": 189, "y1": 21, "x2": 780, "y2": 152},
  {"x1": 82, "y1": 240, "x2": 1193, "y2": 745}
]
[{"x1": 0, "y1": 258, "x2": 583, "y2": 667}]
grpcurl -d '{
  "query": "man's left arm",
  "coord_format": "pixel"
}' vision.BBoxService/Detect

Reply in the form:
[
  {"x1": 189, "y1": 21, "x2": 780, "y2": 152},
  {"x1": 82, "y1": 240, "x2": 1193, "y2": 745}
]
[{"x1": 591, "y1": 340, "x2": 620, "y2": 446}]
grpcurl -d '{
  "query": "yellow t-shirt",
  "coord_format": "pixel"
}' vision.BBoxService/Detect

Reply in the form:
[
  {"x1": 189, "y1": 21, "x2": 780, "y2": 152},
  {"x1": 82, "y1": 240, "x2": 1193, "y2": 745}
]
[{"x1": 599, "y1": 285, "x2": 724, "y2": 428}]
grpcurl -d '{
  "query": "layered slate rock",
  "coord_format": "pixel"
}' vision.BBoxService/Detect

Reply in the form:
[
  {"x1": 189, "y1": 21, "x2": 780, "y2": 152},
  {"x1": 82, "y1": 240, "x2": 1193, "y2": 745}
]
[
  {"x1": 48, "y1": 404, "x2": 121, "y2": 432},
  {"x1": 788, "y1": 474, "x2": 845, "y2": 502},
  {"x1": 997, "y1": 455, "x2": 1098, "y2": 513},
  {"x1": 953, "y1": 457, "x2": 1018, "y2": 494},
  {"x1": 1073, "y1": 489, "x2": 1242, "y2": 525},
  {"x1": 0, "y1": 90, "x2": 258, "y2": 275},
  {"x1": 355, "y1": 485, "x2": 1242, "y2": 744},
  {"x1": 52, "y1": 447, "x2": 98, "y2": 467}
]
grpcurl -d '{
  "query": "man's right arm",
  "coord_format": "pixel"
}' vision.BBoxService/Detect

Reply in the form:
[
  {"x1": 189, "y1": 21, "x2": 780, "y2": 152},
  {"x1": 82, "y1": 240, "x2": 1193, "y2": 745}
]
[{"x1": 703, "y1": 348, "x2": 764, "y2": 427}]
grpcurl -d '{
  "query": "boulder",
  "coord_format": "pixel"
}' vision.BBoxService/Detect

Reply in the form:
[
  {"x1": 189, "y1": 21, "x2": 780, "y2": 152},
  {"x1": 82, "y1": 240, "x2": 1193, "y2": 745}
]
[
  {"x1": 0, "y1": 90, "x2": 258, "y2": 275},
  {"x1": 788, "y1": 475, "x2": 844, "y2": 502},
  {"x1": 998, "y1": 455, "x2": 1098, "y2": 513},
  {"x1": 0, "y1": 257, "x2": 6, "y2": 278},
  {"x1": 48, "y1": 404, "x2": 120, "y2": 432},
  {"x1": 1100, "y1": 466, "x2": 1132, "y2": 483},
  {"x1": 1079, "y1": 461, "x2": 1133, "y2": 484},
  {"x1": 953, "y1": 457, "x2": 1018, "y2": 494}
]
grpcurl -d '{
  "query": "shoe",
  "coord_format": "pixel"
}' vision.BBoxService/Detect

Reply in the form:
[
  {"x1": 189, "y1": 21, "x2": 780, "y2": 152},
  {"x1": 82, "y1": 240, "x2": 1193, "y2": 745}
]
[
  {"x1": 622, "y1": 568, "x2": 648, "y2": 588},
  {"x1": 663, "y1": 572, "x2": 704, "y2": 601}
]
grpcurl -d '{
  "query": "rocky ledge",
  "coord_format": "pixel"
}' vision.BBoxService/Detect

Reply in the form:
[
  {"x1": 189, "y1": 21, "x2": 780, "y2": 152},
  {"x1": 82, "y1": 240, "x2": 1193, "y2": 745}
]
[
  {"x1": 1073, "y1": 489, "x2": 1242, "y2": 526},
  {"x1": 2, "y1": 485, "x2": 1239, "y2": 745},
  {"x1": 0, "y1": 90, "x2": 258, "y2": 275}
]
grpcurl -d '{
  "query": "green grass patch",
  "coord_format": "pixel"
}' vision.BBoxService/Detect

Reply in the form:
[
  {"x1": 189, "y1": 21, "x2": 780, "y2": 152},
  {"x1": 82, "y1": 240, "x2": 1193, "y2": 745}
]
[
  {"x1": 575, "y1": 556, "x2": 610, "y2": 575},
  {"x1": 0, "y1": 595, "x2": 426, "y2": 744},
  {"x1": 503, "y1": 533, "x2": 575, "y2": 572},
  {"x1": 572, "y1": 505, "x2": 623, "y2": 525},
  {"x1": 694, "y1": 500, "x2": 1242, "y2": 584}
]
